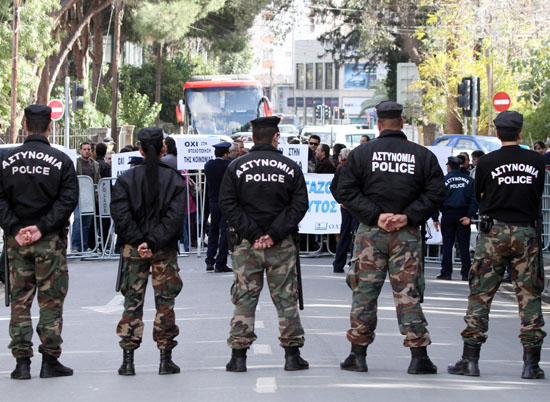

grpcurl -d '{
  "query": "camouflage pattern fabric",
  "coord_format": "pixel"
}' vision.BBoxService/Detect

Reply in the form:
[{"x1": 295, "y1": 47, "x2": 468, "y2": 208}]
[
  {"x1": 117, "y1": 245, "x2": 182, "y2": 350},
  {"x1": 7, "y1": 232, "x2": 68, "y2": 358},
  {"x1": 346, "y1": 223, "x2": 430, "y2": 347},
  {"x1": 462, "y1": 223, "x2": 546, "y2": 347},
  {"x1": 228, "y1": 235, "x2": 304, "y2": 349}
]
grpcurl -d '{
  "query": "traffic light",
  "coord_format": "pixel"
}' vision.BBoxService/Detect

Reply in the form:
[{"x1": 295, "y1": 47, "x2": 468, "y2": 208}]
[
  {"x1": 334, "y1": 107, "x2": 339, "y2": 119},
  {"x1": 471, "y1": 76, "x2": 480, "y2": 117},
  {"x1": 457, "y1": 77, "x2": 472, "y2": 117},
  {"x1": 71, "y1": 82, "x2": 84, "y2": 112},
  {"x1": 339, "y1": 108, "x2": 345, "y2": 119},
  {"x1": 324, "y1": 105, "x2": 331, "y2": 120},
  {"x1": 315, "y1": 105, "x2": 322, "y2": 120}
]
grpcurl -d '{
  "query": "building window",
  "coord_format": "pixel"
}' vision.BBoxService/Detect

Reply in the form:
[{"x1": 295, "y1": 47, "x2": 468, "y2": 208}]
[
  {"x1": 296, "y1": 64, "x2": 304, "y2": 90},
  {"x1": 334, "y1": 63, "x2": 339, "y2": 90},
  {"x1": 315, "y1": 63, "x2": 323, "y2": 90},
  {"x1": 306, "y1": 63, "x2": 314, "y2": 90},
  {"x1": 325, "y1": 63, "x2": 333, "y2": 89}
]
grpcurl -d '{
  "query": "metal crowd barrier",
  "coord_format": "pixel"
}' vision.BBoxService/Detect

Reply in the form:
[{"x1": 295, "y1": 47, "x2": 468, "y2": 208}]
[{"x1": 68, "y1": 175, "x2": 98, "y2": 258}]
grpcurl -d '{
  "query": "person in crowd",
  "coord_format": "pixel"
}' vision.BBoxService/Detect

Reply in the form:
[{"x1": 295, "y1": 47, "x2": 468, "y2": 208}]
[
  {"x1": 448, "y1": 111, "x2": 546, "y2": 380},
  {"x1": 95, "y1": 143, "x2": 112, "y2": 178},
  {"x1": 110, "y1": 127, "x2": 186, "y2": 376},
  {"x1": 228, "y1": 142, "x2": 239, "y2": 161},
  {"x1": 90, "y1": 143, "x2": 97, "y2": 160},
  {"x1": 458, "y1": 152, "x2": 472, "y2": 174},
  {"x1": 469, "y1": 150, "x2": 485, "y2": 180},
  {"x1": 71, "y1": 142, "x2": 100, "y2": 253},
  {"x1": 315, "y1": 143, "x2": 336, "y2": 174},
  {"x1": 433, "y1": 156, "x2": 478, "y2": 281},
  {"x1": 0, "y1": 104, "x2": 78, "y2": 380},
  {"x1": 331, "y1": 143, "x2": 346, "y2": 166},
  {"x1": 307, "y1": 134, "x2": 321, "y2": 172},
  {"x1": 161, "y1": 136, "x2": 178, "y2": 170},
  {"x1": 533, "y1": 140, "x2": 545, "y2": 155},
  {"x1": 330, "y1": 148, "x2": 358, "y2": 273},
  {"x1": 360, "y1": 135, "x2": 370, "y2": 145},
  {"x1": 234, "y1": 139, "x2": 245, "y2": 157},
  {"x1": 219, "y1": 116, "x2": 309, "y2": 372},
  {"x1": 106, "y1": 151, "x2": 114, "y2": 165},
  {"x1": 337, "y1": 100, "x2": 445, "y2": 374},
  {"x1": 203, "y1": 142, "x2": 232, "y2": 273}
]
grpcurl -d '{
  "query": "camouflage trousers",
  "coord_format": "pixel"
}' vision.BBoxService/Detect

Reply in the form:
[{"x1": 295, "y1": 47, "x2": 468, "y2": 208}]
[
  {"x1": 7, "y1": 232, "x2": 69, "y2": 358},
  {"x1": 228, "y1": 235, "x2": 304, "y2": 349},
  {"x1": 346, "y1": 224, "x2": 430, "y2": 348},
  {"x1": 462, "y1": 223, "x2": 546, "y2": 347},
  {"x1": 117, "y1": 245, "x2": 182, "y2": 351}
]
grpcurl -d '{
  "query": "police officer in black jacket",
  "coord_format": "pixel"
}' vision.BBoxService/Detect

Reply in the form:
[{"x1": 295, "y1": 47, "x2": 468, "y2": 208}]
[
  {"x1": 448, "y1": 111, "x2": 546, "y2": 379},
  {"x1": 0, "y1": 104, "x2": 78, "y2": 380},
  {"x1": 219, "y1": 116, "x2": 309, "y2": 372},
  {"x1": 337, "y1": 101, "x2": 445, "y2": 375},
  {"x1": 433, "y1": 156, "x2": 478, "y2": 281}
]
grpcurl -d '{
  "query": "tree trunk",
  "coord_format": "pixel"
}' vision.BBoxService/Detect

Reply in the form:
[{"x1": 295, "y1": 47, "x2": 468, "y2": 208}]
[
  {"x1": 446, "y1": 97, "x2": 462, "y2": 134},
  {"x1": 422, "y1": 123, "x2": 438, "y2": 146},
  {"x1": 10, "y1": 0, "x2": 20, "y2": 144},
  {"x1": 155, "y1": 42, "x2": 163, "y2": 125},
  {"x1": 111, "y1": 0, "x2": 122, "y2": 151},
  {"x1": 91, "y1": 9, "x2": 105, "y2": 102}
]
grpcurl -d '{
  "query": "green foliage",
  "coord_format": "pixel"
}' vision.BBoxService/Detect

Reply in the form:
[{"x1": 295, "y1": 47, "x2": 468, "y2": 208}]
[
  {"x1": 118, "y1": 90, "x2": 162, "y2": 133},
  {"x1": 0, "y1": 0, "x2": 58, "y2": 131}
]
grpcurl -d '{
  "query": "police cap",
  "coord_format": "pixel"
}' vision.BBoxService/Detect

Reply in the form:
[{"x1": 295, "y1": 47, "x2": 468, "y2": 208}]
[
  {"x1": 493, "y1": 111, "x2": 523, "y2": 136},
  {"x1": 446, "y1": 156, "x2": 462, "y2": 169},
  {"x1": 24, "y1": 104, "x2": 52, "y2": 123},
  {"x1": 137, "y1": 127, "x2": 164, "y2": 145},
  {"x1": 128, "y1": 156, "x2": 144, "y2": 165},
  {"x1": 213, "y1": 141, "x2": 232, "y2": 150},
  {"x1": 250, "y1": 116, "x2": 281, "y2": 130},
  {"x1": 375, "y1": 101, "x2": 403, "y2": 119}
]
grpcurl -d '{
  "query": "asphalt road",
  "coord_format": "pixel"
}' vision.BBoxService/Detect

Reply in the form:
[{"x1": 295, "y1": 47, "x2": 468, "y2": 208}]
[{"x1": 0, "y1": 254, "x2": 548, "y2": 402}]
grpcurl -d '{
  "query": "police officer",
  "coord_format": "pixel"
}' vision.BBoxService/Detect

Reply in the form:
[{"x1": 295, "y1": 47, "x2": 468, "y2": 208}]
[
  {"x1": 110, "y1": 127, "x2": 187, "y2": 376},
  {"x1": 448, "y1": 111, "x2": 546, "y2": 379},
  {"x1": 0, "y1": 105, "x2": 78, "y2": 380},
  {"x1": 337, "y1": 101, "x2": 445, "y2": 374},
  {"x1": 219, "y1": 116, "x2": 309, "y2": 372},
  {"x1": 204, "y1": 142, "x2": 231, "y2": 272},
  {"x1": 433, "y1": 156, "x2": 478, "y2": 281}
]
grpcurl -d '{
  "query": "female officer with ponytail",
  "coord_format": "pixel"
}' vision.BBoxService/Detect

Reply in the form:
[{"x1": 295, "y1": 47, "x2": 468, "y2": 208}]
[{"x1": 111, "y1": 127, "x2": 187, "y2": 376}]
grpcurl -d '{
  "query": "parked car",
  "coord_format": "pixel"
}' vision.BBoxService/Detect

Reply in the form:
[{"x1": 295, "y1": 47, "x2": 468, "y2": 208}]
[{"x1": 431, "y1": 135, "x2": 501, "y2": 155}]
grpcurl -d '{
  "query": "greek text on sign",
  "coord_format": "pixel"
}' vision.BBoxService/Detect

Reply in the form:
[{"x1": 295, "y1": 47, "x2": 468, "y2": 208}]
[
  {"x1": 299, "y1": 173, "x2": 341, "y2": 234},
  {"x1": 112, "y1": 151, "x2": 141, "y2": 179},
  {"x1": 276, "y1": 144, "x2": 308, "y2": 174},
  {"x1": 176, "y1": 136, "x2": 217, "y2": 170}
]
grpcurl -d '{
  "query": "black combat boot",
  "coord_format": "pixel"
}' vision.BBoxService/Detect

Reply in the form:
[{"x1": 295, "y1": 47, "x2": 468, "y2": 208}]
[
  {"x1": 159, "y1": 349, "x2": 180, "y2": 375},
  {"x1": 448, "y1": 343, "x2": 480, "y2": 376},
  {"x1": 11, "y1": 357, "x2": 31, "y2": 380},
  {"x1": 40, "y1": 354, "x2": 73, "y2": 378},
  {"x1": 521, "y1": 346, "x2": 545, "y2": 379},
  {"x1": 407, "y1": 346, "x2": 437, "y2": 374},
  {"x1": 284, "y1": 346, "x2": 309, "y2": 371},
  {"x1": 226, "y1": 348, "x2": 247, "y2": 372},
  {"x1": 118, "y1": 349, "x2": 135, "y2": 376},
  {"x1": 340, "y1": 344, "x2": 368, "y2": 372}
]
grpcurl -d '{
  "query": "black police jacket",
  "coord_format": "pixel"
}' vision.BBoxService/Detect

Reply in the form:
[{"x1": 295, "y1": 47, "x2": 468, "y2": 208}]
[
  {"x1": 219, "y1": 143, "x2": 309, "y2": 245},
  {"x1": 110, "y1": 161, "x2": 187, "y2": 253},
  {"x1": 0, "y1": 134, "x2": 78, "y2": 236},
  {"x1": 338, "y1": 129, "x2": 445, "y2": 227},
  {"x1": 432, "y1": 168, "x2": 478, "y2": 221}
]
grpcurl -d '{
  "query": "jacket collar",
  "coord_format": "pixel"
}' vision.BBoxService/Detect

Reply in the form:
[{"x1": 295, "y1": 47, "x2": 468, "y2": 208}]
[
  {"x1": 24, "y1": 134, "x2": 50, "y2": 145},
  {"x1": 379, "y1": 129, "x2": 407, "y2": 139},
  {"x1": 250, "y1": 143, "x2": 282, "y2": 153}
]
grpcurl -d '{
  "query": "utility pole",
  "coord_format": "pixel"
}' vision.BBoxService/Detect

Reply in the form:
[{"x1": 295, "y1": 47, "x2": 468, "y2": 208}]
[
  {"x1": 111, "y1": 0, "x2": 123, "y2": 152},
  {"x1": 9, "y1": 0, "x2": 20, "y2": 144}
]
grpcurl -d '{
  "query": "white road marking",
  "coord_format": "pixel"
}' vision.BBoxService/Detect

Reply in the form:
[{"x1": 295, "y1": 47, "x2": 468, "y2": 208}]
[
  {"x1": 253, "y1": 344, "x2": 272, "y2": 354},
  {"x1": 82, "y1": 295, "x2": 124, "y2": 313},
  {"x1": 254, "y1": 377, "x2": 277, "y2": 393}
]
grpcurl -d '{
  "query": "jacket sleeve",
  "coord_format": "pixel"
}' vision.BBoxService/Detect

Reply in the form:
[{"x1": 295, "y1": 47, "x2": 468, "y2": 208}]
[
  {"x1": 110, "y1": 177, "x2": 146, "y2": 246},
  {"x1": 0, "y1": 163, "x2": 22, "y2": 236},
  {"x1": 266, "y1": 169, "x2": 309, "y2": 244},
  {"x1": 466, "y1": 179, "x2": 479, "y2": 218},
  {"x1": 219, "y1": 168, "x2": 264, "y2": 244},
  {"x1": 146, "y1": 176, "x2": 187, "y2": 253},
  {"x1": 36, "y1": 157, "x2": 79, "y2": 236},
  {"x1": 329, "y1": 167, "x2": 341, "y2": 203},
  {"x1": 402, "y1": 152, "x2": 446, "y2": 227},
  {"x1": 338, "y1": 150, "x2": 383, "y2": 225}
]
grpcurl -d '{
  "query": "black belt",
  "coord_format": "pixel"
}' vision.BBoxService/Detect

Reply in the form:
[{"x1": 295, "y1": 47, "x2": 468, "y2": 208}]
[{"x1": 493, "y1": 219, "x2": 535, "y2": 228}]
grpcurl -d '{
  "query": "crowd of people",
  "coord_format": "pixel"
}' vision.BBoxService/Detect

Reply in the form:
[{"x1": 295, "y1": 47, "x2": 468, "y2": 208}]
[{"x1": 0, "y1": 101, "x2": 546, "y2": 381}]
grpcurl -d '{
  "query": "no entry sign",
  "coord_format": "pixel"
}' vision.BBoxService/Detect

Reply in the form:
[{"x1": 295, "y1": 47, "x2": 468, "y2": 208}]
[
  {"x1": 48, "y1": 99, "x2": 64, "y2": 121},
  {"x1": 492, "y1": 92, "x2": 511, "y2": 112}
]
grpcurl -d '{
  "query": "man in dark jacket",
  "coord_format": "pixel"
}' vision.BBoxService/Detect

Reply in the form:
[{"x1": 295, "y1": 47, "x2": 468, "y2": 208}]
[
  {"x1": 337, "y1": 100, "x2": 445, "y2": 375},
  {"x1": 0, "y1": 104, "x2": 78, "y2": 380},
  {"x1": 111, "y1": 127, "x2": 187, "y2": 376},
  {"x1": 315, "y1": 143, "x2": 336, "y2": 174},
  {"x1": 219, "y1": 116, "x2": 309, "y2": 372},
  {"x1": 433, "y1": 156, "x2": 478, "y2": 281},
  {"x1": 204, "y1": 142, "x2": 232, "y2": 272}
]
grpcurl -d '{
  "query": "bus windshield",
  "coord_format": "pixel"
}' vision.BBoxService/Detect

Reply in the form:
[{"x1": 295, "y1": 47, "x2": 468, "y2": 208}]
[{"x1": 186, "y1": 86, "x2": 263, "y2": 135}]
